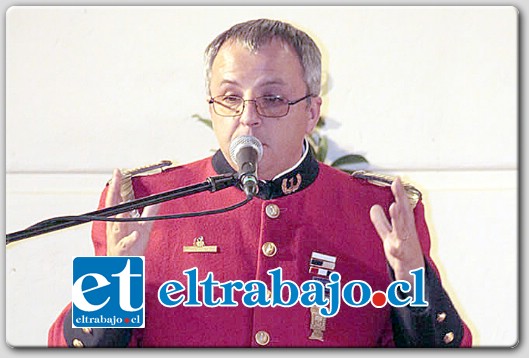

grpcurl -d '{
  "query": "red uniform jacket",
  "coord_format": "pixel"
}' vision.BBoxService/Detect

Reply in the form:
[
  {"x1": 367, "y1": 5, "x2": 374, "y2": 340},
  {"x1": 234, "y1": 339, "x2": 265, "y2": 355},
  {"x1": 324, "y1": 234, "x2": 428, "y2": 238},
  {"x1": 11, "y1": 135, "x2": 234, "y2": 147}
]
[{"x1": 48, "y1": 148, "x2": 472, "y2": 348}]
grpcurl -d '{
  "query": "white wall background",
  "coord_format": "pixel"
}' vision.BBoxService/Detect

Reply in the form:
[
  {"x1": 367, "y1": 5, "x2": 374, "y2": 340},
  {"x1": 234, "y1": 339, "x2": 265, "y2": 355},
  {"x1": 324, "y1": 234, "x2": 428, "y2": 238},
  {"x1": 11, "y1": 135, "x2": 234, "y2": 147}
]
[{"x1": 5, "y1": 6, "x2": 518, "y2": 348}]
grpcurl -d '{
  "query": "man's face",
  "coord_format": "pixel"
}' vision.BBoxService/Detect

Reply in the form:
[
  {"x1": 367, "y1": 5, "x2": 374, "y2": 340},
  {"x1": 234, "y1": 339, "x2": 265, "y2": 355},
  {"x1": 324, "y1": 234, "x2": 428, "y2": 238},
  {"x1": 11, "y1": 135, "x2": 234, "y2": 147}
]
[{"x1": 208, "y1": 39, "x2": 321, "y2": 181}]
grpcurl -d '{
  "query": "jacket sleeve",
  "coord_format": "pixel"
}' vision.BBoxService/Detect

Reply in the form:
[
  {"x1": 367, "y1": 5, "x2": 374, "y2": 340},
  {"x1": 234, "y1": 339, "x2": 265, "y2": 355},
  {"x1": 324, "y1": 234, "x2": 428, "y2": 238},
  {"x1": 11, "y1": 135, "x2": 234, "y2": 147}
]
[
  {"x1": 390, "y1": 200, "x2": 472, "y2": 347},
  {"x1": 390, "y1": 260, "x2": 471, "y2": 347},
  {"x1": 48, "y1": 303, "x2": 132, "y2": 348}
]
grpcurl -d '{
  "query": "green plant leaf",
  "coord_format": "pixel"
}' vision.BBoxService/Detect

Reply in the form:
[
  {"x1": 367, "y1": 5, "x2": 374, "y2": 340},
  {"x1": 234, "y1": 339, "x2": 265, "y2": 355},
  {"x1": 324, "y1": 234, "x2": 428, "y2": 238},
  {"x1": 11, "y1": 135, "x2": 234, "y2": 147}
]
[
  {"x1": 316, "y1": 116, "x2": 326, "y2": 128},
  {"x1": 330, "y1": 154, "x2": 368, "y2": 167},
  {"x1": 317, "y1": 135, "x2": 328, "y2": 162},
  {"x1": 192, "y1": 114, "x2": 213, "y2": 129}
]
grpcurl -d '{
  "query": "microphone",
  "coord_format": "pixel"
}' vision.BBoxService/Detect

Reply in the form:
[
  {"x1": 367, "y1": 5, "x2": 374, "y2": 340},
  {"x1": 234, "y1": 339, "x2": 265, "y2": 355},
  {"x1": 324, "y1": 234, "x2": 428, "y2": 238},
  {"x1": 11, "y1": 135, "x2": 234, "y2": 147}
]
[{"x1": 229, "y1": 135, "x2": 263, "y2": 198}]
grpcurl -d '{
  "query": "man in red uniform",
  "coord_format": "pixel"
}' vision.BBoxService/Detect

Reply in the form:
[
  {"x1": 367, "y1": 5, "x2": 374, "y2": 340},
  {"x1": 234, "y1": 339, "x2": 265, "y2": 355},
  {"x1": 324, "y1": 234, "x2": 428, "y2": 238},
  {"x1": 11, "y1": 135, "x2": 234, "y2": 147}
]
[{"x1": 48, "y1": 18, "x2": 472, "y2": 348}]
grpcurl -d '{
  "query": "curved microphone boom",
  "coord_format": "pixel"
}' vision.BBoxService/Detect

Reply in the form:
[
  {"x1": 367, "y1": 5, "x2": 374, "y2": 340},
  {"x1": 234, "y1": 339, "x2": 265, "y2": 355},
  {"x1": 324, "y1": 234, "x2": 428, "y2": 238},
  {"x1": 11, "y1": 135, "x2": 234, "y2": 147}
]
[{"x1": 229, "y1": 135, "x2": 263, "y2": 198}]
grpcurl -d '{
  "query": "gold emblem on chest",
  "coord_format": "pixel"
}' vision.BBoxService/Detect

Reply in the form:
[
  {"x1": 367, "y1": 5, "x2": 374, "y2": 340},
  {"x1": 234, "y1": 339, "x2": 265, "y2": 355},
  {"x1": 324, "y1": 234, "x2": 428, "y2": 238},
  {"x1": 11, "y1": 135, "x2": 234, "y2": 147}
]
[
  {"x1": 307, "y1": 252, "x2": 337, "y2": 342},
  {"x1": 309, "y1": 305, "x2": 327, "y2": 341},
  {"x1": 183, "y1": 236, "x2": 218, "y2": 253},
  {"x1": 281, "y1": 173, "x2": 302, "y2": 195}
]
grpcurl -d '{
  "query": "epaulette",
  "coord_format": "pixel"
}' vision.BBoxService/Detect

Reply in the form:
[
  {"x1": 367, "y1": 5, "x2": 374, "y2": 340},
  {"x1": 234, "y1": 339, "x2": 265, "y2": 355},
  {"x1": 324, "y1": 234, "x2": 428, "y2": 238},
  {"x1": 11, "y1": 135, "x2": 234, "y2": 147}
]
[
  {"x1": 351, "y1": 170, "x2": 422, "y2": 209},
  {"x1": 119, "y1": 160, "x2": 177, "y2": 205}
]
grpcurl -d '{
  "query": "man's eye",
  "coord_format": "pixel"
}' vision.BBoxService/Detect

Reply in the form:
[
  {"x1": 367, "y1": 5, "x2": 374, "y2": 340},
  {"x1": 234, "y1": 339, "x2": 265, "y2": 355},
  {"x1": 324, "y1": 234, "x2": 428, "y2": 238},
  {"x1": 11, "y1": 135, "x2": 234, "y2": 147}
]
[
  {"x1": 221, "y1": 95, "x2": 241, "y2": 104},
  {"x1": 261, "y1": 96, "x2": 285, "y2": 105}
]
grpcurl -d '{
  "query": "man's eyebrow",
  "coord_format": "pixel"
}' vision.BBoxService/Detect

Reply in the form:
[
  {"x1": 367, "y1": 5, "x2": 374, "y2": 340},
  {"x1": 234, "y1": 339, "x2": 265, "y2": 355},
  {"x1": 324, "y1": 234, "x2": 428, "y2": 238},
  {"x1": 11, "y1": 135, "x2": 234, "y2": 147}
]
[
  {"x1": 218, "y1": 79, "x2": 240, "y2": 87},
  {"x1": 258, "y1": 79, "x2": 288, "y2": 87},
  {"x1": 216, "y1": 78, "x2": 288, "y2": 89}
]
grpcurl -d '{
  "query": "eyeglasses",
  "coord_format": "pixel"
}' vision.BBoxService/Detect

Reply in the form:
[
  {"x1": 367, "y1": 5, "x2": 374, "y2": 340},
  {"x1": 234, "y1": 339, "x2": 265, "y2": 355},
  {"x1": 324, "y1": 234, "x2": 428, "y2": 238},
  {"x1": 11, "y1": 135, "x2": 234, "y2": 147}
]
[{"x1": 208, "y1": 94, "x2": 313, "y2": 118}]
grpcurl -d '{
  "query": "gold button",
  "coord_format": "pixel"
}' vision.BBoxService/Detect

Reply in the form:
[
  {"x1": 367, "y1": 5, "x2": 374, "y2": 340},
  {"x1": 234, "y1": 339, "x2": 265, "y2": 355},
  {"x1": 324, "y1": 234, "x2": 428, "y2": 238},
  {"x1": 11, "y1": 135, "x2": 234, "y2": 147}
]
[
  {"x1": 72, "y1": 338, "x2": 84, "y2": 348},
  {"x1": 81, "y1": 327, "x2": 93, "y2": 335},
  {"x1": 265, "y1": 204, "x2": 280, "y2": 219},
  {"x1": 437, "y1": 312, "x2": 447, "y2": 323},
  {"x1": 262, "y1": 242, "x2": 277, "y2": 257},
  {"x1": 443, "y1": 332, "x2": 455, "y2": 344},
  {"x1": 255, "y1": 330, "x2": 271, "y2": 346}
]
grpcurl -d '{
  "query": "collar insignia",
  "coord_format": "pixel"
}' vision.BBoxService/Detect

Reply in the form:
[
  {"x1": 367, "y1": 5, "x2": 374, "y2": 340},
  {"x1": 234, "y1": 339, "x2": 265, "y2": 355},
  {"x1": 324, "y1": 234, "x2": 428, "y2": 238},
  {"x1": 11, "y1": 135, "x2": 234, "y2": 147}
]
[{"x1": 281, "y1": 173, "x2": 302, "y2": 195}]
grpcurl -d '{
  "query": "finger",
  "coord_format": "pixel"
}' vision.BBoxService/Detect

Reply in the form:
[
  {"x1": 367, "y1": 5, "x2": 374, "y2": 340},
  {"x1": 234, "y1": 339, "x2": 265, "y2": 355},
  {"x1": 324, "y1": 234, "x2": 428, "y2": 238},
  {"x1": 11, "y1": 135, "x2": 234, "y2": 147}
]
[
  {"x1": 141, "y1": 203, "x2": 160, "y2": 218},
  {"x1": 140, "y1": 203, "x2": 160, "y2": 229},
  {"x1": 106, "y1": 212, "x2": 132, "y2": 247},
  {"x1": 112, "y1": 231, "x2": 140, "y2": 256},
  {"x1": 106, "y1": 169, "x2": 125, "y2": 246},
  {"x1": 392, "y1": 200, "x2": 421, "y2": 244},
  {"x1": 391, "y1": 177, "x2": 416, "y2": 236},
  {"x1": 370, "y1": 204, "x2": 392, "y2": 240},
  {"x1": 389, "y1": 201, "x2": 406, "y2": 238},
  {"x1": 391, "y1": 177, "x2": 413, "y2": 214},
  {"x1": 105, "y1": 169, "x2": 123, "y2": 208},
  {"x1": 391, "y1": 177, "x2": 403, "y2": 201}
]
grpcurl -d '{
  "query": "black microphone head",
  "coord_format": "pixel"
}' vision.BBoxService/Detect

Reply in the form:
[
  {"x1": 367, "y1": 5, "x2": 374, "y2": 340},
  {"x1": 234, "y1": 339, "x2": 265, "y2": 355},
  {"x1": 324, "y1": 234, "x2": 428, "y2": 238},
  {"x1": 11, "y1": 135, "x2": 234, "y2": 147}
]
[{"x1": 229, "y1": 135, "x2": 264, "y2": 168}]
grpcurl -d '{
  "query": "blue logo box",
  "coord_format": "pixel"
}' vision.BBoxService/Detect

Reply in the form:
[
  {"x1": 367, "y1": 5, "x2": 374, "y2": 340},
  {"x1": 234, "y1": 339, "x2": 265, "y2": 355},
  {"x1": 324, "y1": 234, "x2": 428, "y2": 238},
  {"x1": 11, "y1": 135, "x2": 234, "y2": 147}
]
[{"x1": 72, "y1": 256, "x2": 145, "y2": 328}]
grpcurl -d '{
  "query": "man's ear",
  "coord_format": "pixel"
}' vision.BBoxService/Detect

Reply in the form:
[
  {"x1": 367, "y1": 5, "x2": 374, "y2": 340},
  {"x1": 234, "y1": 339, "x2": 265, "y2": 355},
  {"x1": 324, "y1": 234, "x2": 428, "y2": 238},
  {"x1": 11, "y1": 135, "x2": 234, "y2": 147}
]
[
  {"x1": 207, "y1": 99, "x2": 216, "y2": 129},
  {"x1": 306, "y1": 96, "x2": 322, "y2": 134}
]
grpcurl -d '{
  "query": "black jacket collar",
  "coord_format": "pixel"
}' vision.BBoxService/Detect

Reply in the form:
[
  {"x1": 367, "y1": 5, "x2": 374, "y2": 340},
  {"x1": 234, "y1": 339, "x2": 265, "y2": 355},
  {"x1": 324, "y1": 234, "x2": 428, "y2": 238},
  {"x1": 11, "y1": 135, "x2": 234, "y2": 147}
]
[{"x1": 211, "y1": 144, "x2": 320, "y2": 200}]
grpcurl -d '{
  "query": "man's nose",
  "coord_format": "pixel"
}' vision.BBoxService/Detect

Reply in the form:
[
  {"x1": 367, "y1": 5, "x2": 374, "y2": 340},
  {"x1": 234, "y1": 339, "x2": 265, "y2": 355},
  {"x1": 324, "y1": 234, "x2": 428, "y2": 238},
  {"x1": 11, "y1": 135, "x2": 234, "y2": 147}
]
[{"x1": 239, "y1": 100, "x2": 262, "y2": 127}]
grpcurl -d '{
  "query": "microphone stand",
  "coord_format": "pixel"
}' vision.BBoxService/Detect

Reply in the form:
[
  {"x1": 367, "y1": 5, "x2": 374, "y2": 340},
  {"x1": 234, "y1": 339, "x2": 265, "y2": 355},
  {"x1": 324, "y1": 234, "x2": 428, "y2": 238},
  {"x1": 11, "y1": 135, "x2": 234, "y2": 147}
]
[{"x1": 6, "y1": 173, "x2": 240, "y2": 245}]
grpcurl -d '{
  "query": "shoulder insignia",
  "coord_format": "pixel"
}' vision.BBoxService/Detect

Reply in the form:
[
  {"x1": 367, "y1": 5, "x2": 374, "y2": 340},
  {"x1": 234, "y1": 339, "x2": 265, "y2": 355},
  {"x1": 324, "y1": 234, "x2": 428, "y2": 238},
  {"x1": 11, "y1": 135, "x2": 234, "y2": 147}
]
[
  {"x1": 351, "y1": 170, "x2": 422, "y2": 209},
  {"x1": 121, "y1": 160, "x2": 177, "y2": 177},
  {"x1": 119, "y1": 160, "x2": 177, "y2": 205}
]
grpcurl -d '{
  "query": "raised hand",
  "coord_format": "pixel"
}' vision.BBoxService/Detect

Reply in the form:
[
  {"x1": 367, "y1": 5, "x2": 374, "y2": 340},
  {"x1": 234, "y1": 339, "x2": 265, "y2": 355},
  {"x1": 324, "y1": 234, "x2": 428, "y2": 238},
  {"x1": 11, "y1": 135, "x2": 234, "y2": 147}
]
[
  {"x1": 369, "y1": 177, "x2": 425, "y2": 285},
  {"x1": 105, "y1": 169, "x2": 159, "y2": 257}
]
